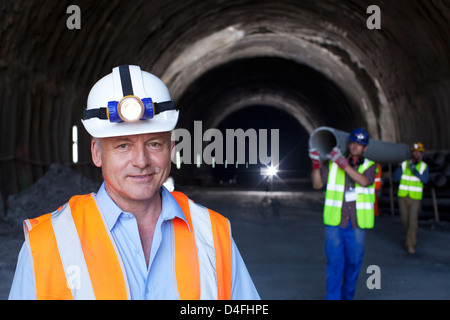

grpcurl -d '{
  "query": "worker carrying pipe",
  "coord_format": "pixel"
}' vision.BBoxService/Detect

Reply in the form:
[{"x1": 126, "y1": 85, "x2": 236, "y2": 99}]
[{"x1": 309, "y1": 127, "x2": 376, "y2": 300}]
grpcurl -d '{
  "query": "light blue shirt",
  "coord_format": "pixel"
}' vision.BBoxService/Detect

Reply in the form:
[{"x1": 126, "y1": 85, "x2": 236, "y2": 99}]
[{"x1": 8, "y1": 184, "x2": 260, "y2": 300}]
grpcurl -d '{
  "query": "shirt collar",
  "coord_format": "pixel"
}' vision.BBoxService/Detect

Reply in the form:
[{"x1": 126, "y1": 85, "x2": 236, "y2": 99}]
[{"x1": 95, "y1": 182, "x2": 188, "y2": 231}]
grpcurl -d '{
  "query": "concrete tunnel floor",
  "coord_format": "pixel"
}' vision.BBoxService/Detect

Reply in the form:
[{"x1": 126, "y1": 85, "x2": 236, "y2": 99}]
[{"x1": 1, "y1": 188, "x2": 450, "y2": 300}]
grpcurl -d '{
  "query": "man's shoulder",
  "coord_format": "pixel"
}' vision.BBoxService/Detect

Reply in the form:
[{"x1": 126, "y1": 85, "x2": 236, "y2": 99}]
[
  {"x1": 171, "y1": 191, "x2": 230, "y2": 228},
  {"x1": 24, "y1": 194, "x2": 93, "y2": 233}
]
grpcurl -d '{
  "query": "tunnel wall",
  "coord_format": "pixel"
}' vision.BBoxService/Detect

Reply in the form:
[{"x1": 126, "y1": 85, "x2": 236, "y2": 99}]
[{"x1": 1, "y1": 0, "x2": 449, "y2": 201}]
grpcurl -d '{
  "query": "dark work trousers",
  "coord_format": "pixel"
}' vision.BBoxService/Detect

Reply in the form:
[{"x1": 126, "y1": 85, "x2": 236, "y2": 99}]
[
  {"x1": 398, "y1": 196, "x2": 421, "y2": 250},
  {"x1": 324, "y1": 220, "x2": 365, "y2": 300}
]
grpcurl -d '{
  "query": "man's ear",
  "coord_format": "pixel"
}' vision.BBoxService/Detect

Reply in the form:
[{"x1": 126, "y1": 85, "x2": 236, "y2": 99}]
[{"x1": 91, "y1": 138, "x2": 102, "y2": 168}]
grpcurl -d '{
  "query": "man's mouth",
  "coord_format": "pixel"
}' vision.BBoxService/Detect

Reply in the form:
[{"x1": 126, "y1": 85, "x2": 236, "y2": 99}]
[
  {"x1": 128, "y1": 173, "x2": 154, "y2": 180},
  {"x1": 127, "y1": 167, "x2": 161, "y2": 180}
]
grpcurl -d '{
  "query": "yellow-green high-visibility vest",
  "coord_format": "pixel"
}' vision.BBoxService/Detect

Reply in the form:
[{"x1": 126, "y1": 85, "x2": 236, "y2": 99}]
[
  {"x1": 323, "y1": 159, "x2": 375, "y2": 229},
  {"x1": 398, "y1": 160, "x2": 427, "y2": 200}
]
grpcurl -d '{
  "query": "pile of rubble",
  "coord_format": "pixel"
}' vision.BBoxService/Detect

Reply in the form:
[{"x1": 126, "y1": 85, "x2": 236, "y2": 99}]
[{"x1": 5, "y1": 164, "x2": 100, "y2": 226}]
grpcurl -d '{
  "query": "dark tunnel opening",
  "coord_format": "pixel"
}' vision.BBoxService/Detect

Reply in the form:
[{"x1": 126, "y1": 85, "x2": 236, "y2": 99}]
[
  {"x1": 212, "y1": 105, "x2": 310, "y2": 191},
  {"x1": 171, "y1": 56, "x2": 361, "y2": 190}
]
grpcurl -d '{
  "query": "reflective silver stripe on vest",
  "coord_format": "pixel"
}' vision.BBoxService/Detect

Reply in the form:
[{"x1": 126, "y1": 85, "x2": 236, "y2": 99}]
[
  {"x1": 188, "y1": 199, "x2": 218, "y2": 300},
  {"x1": 328, "y1": 162, "x2": 339, "y2": 186},
  {"x1": 355, "y1": 186, "x2": 375, "y2": 195},
  {"x1": 356, "y1": 202, "x2": 374, "y2": 210},
  {"x1": 401, "y1": 175, "x2": 421, "y2": 181},
  {"x1": 50, "y1": 204, "x2": 96, "y2": 300},
  {"x1": 399, "y1": 185, "x2": 423, "y2": 192},
  {"x1": 325, "y1": 198, "x2": 343, "y2": 208}
]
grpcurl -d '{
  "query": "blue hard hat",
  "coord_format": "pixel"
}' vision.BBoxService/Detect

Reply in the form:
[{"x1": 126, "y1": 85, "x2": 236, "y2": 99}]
[{"x1": 348, "y1": 127, "x2": 369, "y2": 146}]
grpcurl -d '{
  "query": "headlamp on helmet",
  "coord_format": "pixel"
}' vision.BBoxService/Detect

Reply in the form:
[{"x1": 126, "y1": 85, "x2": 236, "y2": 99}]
[
  {"x1": 411, "y1": 142, "x2": 425, "y2": 152},
  {"x1": 108, "y1": 95, "x2": 154, "y2": 123},
  {"x1": 81, "y1": 65, "x2": 179, "y2": 138},
  {"x1": 83, "y1": 96, "x2": 175, "y2": 123}
]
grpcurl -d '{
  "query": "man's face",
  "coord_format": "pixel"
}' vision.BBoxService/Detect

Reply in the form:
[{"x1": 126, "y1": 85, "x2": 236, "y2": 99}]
[
  {"x1": 91, "y1": 132, "x2": 174, "y2": 207},
  {"x1": 412, "y1": 150, "x2": 423, "y2": 161},
  {"x1": 348, "y1": 141, "x2": 367, "y2": 157}
]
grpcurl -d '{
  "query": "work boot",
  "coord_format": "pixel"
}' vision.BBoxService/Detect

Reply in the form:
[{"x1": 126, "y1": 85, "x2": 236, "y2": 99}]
[{"x1": 405, "y1": 244, "x2": 415, "y2": 254}]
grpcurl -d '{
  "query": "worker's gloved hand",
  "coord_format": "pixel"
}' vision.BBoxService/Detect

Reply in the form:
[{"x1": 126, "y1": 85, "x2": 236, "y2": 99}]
[
  {"x1": 328, "y1": 147, "x2": 349, "y2": 170},
  {"x1": 308, "y1": 148, "x2": 322, "y2": 170},
  {"x1": 408, "y1": 161, "x2": 417, "y2": 172}
]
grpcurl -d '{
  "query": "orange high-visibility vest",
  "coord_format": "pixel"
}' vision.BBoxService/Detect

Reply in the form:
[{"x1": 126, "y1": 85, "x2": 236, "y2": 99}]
[
  {"x1": 23, "y1": 191, "x2": 232, "y2": 300},
  {"x1": 374, "y1": 163, "x2": 382, "y2": 190}
]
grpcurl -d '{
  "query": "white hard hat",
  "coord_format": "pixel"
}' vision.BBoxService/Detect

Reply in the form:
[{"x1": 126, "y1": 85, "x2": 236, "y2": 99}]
[{"x1": 81, "y1": 65, "x2": 179, "y2": 138}]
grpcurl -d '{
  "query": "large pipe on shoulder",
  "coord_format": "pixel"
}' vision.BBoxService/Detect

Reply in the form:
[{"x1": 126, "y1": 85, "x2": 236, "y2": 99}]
[{"x1": 308, "y1": 126, "x2": 411, "y2": 164}]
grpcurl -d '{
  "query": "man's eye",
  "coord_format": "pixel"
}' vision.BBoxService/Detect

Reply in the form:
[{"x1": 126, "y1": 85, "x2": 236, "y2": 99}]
[
  {"x1": 118, "y1": 144, "x2": 127, "y2": 149},
  {"x1": 147, "y1": 141, "x2": 162, "y2": 148}
]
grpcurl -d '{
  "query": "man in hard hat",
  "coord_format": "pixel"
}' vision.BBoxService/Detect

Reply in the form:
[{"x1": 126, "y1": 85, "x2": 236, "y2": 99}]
[
  {"x1": 309, "y1": 127, "x2": 376, "y2": 300},
  {"x1": 9, "y1": 65, "x2": 260, "y2": 300},
  {"x1": 393, "y1": 142, "x2": 429, "y2": 254}
]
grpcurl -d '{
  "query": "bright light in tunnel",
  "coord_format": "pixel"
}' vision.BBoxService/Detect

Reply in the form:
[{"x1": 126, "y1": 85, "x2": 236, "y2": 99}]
[
  {"x1": 268, "y1": 165, "x2": 278, "y2": 176},
  {"x1": 260, "y1": 165, "x2": 278, "y2": 177}
]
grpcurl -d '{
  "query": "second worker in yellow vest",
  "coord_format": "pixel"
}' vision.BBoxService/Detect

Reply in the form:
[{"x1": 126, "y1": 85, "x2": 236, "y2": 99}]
[{"x1": 393, "y1": 142, "x2": 429, "y2": 255}]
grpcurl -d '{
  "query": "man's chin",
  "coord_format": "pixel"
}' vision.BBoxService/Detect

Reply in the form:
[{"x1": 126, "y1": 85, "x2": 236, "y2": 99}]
[{"x1": 125, "y1": 184, "x2": 161, "y2": 200}]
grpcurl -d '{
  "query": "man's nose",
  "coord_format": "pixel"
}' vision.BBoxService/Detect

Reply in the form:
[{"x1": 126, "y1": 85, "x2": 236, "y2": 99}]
[{"x1": 131, "y1": 144, "x2": 150, "y2": 168}]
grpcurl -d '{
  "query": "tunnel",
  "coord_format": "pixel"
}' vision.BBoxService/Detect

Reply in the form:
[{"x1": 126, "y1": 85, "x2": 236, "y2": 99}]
[
  {"x1": 172, "y1": 56, "x2": 356, "y2": 189},
  {"x1": 1, "y1": 0, "x2": 450, "y2": 204}
]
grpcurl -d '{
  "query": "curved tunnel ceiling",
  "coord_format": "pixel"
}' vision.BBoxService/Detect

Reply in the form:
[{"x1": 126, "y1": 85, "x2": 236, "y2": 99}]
[
  {"x1": 164, "y1": 25, "x2": 373, "y2": 135},
  {"x1": 1, "y1": 0, "x2": 449, "y2": 195},
  {"x1": 176, "y1": 56, "x2": 361, "y2": 133}
]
